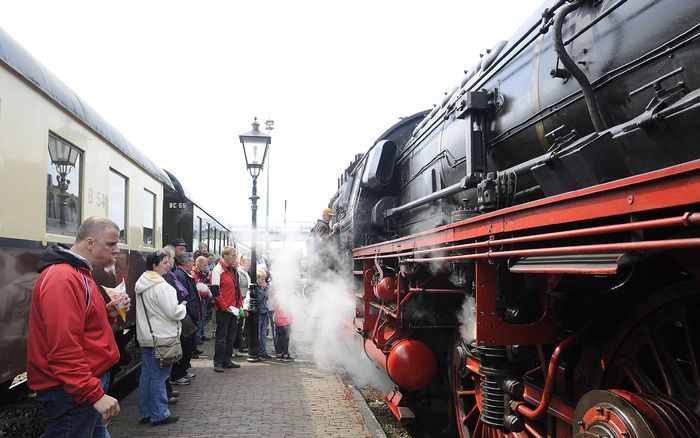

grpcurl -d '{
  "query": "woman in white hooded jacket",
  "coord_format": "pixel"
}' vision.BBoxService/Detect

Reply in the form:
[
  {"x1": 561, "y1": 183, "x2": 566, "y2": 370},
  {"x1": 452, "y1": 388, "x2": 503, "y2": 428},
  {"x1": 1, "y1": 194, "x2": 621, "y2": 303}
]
[{"x1": 135, "y1": 250, "x2": 186, "y2": 426}]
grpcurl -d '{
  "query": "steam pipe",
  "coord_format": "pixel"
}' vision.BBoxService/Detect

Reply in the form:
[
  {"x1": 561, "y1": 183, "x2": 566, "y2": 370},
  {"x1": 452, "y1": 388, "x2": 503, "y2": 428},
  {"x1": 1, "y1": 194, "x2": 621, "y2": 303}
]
[
  {"x1": 511, "y1": 327, "x2": 588, "y2": 420},
  {"x1": 356, "y1": 212, "x2": 700, "y2": 261},
  {"x1": 385, "y1": 177, "x2": 467, "y2": 218},
  {"x1": 403, "y1": 237, "x2": 700, "y2": 263},
  {"x1": 553, "y1": 0, "x2": 606, "y2": 132}
]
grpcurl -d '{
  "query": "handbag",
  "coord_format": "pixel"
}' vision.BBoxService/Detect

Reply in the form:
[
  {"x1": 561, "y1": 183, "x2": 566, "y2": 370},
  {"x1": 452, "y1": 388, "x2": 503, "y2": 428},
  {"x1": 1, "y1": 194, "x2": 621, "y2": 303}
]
[
  {"x1": 139, "y1": 294, "x2": 182, "y2": 367},
  {"x1": 180, "y1": 313, "x2": 197, "y2": 339}
]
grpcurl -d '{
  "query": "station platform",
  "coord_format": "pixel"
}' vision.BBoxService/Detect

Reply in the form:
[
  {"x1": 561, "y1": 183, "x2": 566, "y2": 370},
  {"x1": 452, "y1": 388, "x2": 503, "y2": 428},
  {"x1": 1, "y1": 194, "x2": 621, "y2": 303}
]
[{"x1": 106, "y1": 329, "x2": 376, "y2": 438}]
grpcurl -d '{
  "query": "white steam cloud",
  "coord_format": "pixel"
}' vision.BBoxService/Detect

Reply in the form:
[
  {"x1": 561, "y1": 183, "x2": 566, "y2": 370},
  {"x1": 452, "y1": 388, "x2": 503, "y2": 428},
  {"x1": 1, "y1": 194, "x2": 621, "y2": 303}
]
[
  {"x1": 267, "y1": 242, "x2": 394, "y2": 392},
  {"x1": 457, "y1": 294, "x2": 476, "y2": 345}
]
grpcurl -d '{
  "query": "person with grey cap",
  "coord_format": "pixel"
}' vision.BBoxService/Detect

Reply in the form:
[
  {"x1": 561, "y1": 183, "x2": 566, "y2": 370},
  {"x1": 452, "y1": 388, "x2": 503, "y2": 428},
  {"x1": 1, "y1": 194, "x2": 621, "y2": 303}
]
[
  {"x1": 171, "y1": 238, "x2": 187, "y2": 272},
  {"x1": 311, "y1": 207, "x2": 340, "y2": 240},
  {"x1": 309, "y1": 207, "x2": 342, "y2": 274}
]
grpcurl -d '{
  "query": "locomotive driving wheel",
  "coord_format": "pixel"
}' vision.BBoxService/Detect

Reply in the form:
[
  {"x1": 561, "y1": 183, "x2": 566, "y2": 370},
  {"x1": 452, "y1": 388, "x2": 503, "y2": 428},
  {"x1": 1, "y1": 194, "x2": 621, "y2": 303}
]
[
  {"x1": 579, "y1": 281, "x2": 700, "y2": 437},
  {"x1": 449, "y1": 338, "x2": 529, "y2": 438}
]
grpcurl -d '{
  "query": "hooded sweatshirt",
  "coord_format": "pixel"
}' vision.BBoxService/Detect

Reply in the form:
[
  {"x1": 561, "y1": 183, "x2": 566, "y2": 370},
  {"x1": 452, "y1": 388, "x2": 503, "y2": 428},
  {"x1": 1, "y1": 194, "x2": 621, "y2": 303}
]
[
  {"x1": 27, "y1": 245, "x2": 120, "y2": 404},
  {"x1": 135, "y1": 270, "x2": 186, "y2": 347}
]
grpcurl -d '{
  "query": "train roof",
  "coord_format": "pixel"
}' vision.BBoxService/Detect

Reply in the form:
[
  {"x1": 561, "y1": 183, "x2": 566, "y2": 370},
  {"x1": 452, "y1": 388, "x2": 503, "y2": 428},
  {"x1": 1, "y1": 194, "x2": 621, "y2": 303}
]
[{"x1": 0, "y1": 27, "x2": 174, "y2": 191}]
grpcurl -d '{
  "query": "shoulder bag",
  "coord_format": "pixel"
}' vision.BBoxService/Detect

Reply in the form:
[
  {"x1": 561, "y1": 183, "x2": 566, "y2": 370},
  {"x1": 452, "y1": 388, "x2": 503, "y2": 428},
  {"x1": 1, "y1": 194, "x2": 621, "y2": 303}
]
[{"x1": 139, "y1": 294, "x2": 182, "y2": 367}]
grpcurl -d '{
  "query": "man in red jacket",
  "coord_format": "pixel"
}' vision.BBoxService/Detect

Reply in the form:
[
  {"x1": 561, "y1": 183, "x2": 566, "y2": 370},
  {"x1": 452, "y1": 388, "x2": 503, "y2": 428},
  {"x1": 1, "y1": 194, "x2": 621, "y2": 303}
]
[
  {"x1": 210, "y1": 245, "x2": 242, "y2": 372},
  {"x1": 28, "y1": 217, "x2": 128, "y2": 437}
]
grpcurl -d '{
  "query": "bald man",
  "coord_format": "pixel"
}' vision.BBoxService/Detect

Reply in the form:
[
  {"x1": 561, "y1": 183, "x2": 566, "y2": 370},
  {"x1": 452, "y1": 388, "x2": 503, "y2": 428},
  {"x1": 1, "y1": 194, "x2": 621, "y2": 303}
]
[{"x1": 28, "y1": 217, "x2": 129, "y2": 437}]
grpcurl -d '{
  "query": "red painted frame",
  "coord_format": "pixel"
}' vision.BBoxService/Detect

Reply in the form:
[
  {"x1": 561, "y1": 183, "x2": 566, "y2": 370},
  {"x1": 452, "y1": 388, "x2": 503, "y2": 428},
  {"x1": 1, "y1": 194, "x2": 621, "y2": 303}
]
[{"x1": 354, "y1": 160, "x2": 700, "y2": 346}]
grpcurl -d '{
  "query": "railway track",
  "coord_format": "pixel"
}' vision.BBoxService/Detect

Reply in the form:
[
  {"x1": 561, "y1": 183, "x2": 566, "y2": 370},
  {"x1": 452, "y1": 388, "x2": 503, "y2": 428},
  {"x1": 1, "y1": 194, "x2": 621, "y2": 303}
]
[{"x1": 0, "y1": 340, "x2": 141, "y2": 438}]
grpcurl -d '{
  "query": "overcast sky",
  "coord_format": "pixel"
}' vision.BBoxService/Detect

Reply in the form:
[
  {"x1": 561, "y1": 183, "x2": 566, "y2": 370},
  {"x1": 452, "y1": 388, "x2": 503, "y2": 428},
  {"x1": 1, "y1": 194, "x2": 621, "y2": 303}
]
[{"x1": 0, "y1": 0, "x2": 544, "y2": 228}]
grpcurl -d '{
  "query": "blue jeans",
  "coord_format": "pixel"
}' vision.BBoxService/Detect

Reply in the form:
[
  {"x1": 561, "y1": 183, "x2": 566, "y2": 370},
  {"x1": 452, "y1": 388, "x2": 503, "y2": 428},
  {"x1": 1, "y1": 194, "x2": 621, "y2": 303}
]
[
  {"x1": 37, "y1": 372, "x2": 111, "y2": 438},
  {"x1": 196, "y1": 300, "x2": 208, "y2": 341},
  {"x1": 258, "y1": 312, "x2": 268, "y2": 355},
  {"x1": 138, "y1": 347, "x2": 172, "y2": 423},
  {"x1": 275, "y1": 325, "x2": 290, "y2": 355}
]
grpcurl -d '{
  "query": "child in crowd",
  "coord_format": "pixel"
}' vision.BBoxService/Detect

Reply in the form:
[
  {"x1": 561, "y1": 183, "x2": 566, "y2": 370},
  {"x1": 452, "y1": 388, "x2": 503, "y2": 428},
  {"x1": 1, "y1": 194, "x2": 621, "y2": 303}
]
[
  {"x1": 274, "y1": 297, "x2": 293, "y2": 361},
  {"x1": 243, "y1": 267, "x2": 271, "y2": 361}
]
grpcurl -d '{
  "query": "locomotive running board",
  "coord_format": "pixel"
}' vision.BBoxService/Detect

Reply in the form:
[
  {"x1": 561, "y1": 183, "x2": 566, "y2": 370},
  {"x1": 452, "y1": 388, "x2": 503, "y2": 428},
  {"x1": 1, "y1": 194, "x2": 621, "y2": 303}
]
[{"x1": 508, "y1": 252, "x2": 626, "y2": 275}]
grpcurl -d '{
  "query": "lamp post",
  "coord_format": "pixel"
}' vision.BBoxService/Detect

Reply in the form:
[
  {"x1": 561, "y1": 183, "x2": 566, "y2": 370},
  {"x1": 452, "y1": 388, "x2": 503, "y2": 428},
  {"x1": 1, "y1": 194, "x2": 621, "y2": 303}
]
[
  {"x1": 239, "y1": 117, "x2": 271, "y2": 362},
  {"x1": 48, "y1": 136, "x2": 80, "y2": 226},
  {"x1": 264, "y1": 119, "x2": 274, "y2": 254}
]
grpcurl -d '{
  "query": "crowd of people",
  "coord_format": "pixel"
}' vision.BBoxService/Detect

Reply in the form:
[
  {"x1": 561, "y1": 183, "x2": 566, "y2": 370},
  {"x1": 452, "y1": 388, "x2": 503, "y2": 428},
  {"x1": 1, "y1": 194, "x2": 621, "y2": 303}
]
[{"x1": 26, "y1": 217, "x2": 296, "y2": 436}]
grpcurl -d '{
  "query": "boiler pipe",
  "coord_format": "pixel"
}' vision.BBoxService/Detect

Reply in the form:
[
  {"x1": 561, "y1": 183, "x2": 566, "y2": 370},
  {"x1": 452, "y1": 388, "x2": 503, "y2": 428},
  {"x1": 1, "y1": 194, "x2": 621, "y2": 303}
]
[
  {"x1": 511, "y1": 328, "x2": 587, "y2": 420},
  {"x1": 386, "y1": 177, "x2": 467, "y2": 218},
  {"x1": 356, "y1": 212, "x2": 700, "y2": 261},
  {"x1": 553, "y1": 0, "x2": 606, "y2": 132},
  {"x1": 403, "y1": 237, "x2": 700, "y2": 263},
  {"x1": 407, "y1": 288, "x2": 465, "y2": 294}
]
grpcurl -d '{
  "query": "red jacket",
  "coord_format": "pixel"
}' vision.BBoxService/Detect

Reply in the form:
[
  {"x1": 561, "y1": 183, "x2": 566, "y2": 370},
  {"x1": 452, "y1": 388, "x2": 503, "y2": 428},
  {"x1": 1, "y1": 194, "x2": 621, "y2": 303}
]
[
  {"x1": 274, "y1": 305, "x2": 291, "y2": 327},
  {"x1": 192, "y1": 268, "x2": 209, "y2": 297},
  {"x1": 210, "y1": 260, "x2": 242, "y2": 312},
  {"x1": 28, "y1": 247, "x2": 119, "y2": 404}
]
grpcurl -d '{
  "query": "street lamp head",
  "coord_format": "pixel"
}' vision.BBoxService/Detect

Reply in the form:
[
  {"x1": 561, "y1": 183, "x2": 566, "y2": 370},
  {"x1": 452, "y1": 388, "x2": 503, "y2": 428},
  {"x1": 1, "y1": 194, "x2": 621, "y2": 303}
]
[
  {"x1": 239, "y1": 117, "x2": 271, "y2": 178},
  {"x1": 48, "y1": 135, "x2": 80, "y2": 192}
]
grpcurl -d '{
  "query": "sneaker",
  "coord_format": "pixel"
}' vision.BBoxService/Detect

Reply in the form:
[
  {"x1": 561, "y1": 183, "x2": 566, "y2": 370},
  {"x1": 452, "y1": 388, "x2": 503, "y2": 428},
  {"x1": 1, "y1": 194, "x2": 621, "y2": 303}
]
[
  {"x1": 240, "y1": 347, "x2": 248, "y2": 352},
  {"x1": 152, "y1": 415, "x2": 179, "y2": 426},
  {"x1": 232, "y1": 348, "x2": 240, "y2": 357},
  {"x1": 185, "y1": 372, "x2": 196, "y2": 379},
  {"x1": 214, "y1": 365, "x2": 224, "y2": 373},
  {"x1": 222, "y1": 362, "x2": 240, "y2": 369},
  {"x1": 168, "y1": 397, "x2": 178, "y2": 405},
  {"x1": 171, "y1": 390, "x2": 180, "y2": 398},
  {"x1": 260, "y1": 353, "x2": 272, "y2": 359},
  {"x1": 283, "y1": 354, "x2": 295, "y2": 362},
  {"x1": 193, "y1": 348, "x2": 204, "y2": 355},
  {"x1": 171, "y1": 377, "x2": 191, "y2": 386},
  {"x1": 276, "y1": 353, "x2": 283, "y2": 359},
  {"x1": 247, "y1": 356, "x2": 260, "y2": 363}
]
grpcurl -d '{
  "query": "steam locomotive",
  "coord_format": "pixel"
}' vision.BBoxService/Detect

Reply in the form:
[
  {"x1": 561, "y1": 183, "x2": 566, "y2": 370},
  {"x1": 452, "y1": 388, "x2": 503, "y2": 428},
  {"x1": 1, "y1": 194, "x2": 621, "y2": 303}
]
[{"x1": 331, "y1": 0, "x2": 700, "y2": 436}]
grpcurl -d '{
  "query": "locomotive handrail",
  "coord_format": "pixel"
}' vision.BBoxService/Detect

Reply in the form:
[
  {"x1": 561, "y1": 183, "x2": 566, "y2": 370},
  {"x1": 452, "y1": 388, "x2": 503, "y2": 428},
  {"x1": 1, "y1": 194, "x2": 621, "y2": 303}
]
[
  {"x1": 403, "y1": 237, "x2": 700, "y2": 264},
  {"x1": 355, "y1": 212, "x2": 700, "y2": 262}
]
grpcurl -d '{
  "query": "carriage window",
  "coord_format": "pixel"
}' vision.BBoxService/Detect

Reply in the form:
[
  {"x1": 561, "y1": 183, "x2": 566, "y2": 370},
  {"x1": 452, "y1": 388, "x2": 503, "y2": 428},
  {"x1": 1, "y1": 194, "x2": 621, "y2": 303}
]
[
  {"x1": 46, "y1": 134, "x2": 82, "y2": 236},
  {"x1": 206, "y1": 223, "x2": 211, "y2": 252},
  {"x1": 213, "y1": 228, "x2": 219, "y2": 254},
  {"x1": 194, "y1": 216, "x2": 202, "y2": 252},
  {"x1": 143, "y1": 190, "x2": 155, "y2": 247},
  {"x1": 109, "y1": 170, "x2": 128, "y2": 243}
]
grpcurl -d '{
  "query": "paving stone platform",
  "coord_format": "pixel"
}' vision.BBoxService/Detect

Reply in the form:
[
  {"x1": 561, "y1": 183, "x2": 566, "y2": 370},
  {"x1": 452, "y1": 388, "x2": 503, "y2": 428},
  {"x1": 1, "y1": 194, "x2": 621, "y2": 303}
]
[{"x1": 107, "y1": 326, "x2": 372, "y2": 438}]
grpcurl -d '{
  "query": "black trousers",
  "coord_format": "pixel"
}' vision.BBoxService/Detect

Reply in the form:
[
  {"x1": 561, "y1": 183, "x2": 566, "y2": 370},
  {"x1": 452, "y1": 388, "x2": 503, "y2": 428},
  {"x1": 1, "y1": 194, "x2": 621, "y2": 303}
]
[
  {"x1": 171, "y1": 334, "x2": 195, "y2": 379},
  {"x1": 233, "y1": 315, "x2": 246, "y2": 350},
  {"x1": 213, "y1": 311, "x2": 237, "y2": 366}
]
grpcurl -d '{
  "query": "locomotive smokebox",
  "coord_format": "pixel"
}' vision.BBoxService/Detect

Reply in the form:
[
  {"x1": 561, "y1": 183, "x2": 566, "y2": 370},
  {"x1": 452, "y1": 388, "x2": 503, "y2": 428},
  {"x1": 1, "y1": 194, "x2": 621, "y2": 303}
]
[
  {"x1": 374, "y1": 276, "x2": 397, "y2": 302},
  {"x1": 364, "y1": 338, "x2": 437, "y2": 392}
]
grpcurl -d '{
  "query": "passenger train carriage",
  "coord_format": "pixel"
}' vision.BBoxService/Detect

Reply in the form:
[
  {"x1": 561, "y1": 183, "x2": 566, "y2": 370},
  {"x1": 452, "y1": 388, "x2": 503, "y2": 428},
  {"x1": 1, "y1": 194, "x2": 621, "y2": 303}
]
[{"x1": 0, "y1": 27, "x2": 230, "y2": 391}]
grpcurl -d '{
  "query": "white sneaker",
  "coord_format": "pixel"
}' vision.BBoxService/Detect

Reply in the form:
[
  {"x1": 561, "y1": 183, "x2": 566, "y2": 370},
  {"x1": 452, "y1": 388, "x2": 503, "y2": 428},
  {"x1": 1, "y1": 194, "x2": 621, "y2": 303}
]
[{"x1": 232, "y1": 348, "x2": 240, "y2": 357}]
